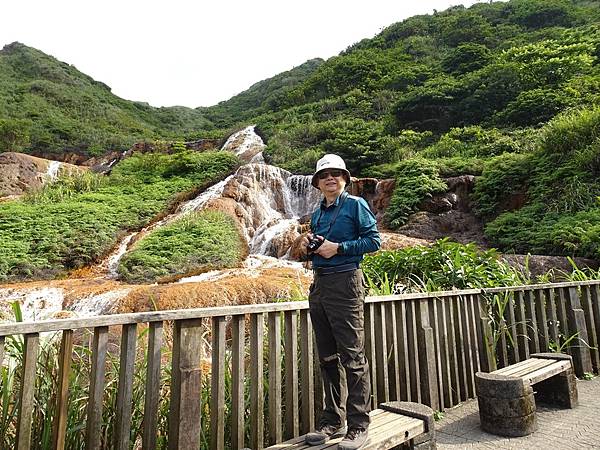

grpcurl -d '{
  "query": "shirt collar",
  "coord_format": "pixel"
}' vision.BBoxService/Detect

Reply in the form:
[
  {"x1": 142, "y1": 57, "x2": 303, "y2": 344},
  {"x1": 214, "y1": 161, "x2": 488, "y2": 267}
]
[{"x1": 320, "y1": 191, "x2": 347, "y2": 209}]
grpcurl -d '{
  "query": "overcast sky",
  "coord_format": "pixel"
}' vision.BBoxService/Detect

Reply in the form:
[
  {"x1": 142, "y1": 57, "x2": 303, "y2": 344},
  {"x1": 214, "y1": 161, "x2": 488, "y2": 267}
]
[{"x1": 1, "y1": 0, "x2": 484, "y2": 108}]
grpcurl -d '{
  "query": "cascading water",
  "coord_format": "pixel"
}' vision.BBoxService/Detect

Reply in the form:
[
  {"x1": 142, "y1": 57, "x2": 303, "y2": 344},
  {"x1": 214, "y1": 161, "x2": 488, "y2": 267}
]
[
  {"x1": 45, "y1": 161, "x2": 61, "y2": 181},
  {"x1": 105, "y1": 126, "x2": 321, "y2": 272}
]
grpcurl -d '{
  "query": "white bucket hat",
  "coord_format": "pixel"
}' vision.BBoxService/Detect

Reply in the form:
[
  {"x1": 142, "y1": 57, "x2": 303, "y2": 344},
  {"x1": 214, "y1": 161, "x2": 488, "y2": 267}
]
[{"x1": 311, "y1": 154, "x2": 351, "y2": 188}]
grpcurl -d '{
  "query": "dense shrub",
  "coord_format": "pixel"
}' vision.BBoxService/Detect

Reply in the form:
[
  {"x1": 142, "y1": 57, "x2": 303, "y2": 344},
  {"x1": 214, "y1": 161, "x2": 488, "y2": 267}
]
[
  {"x1": 473, "y1": 153, "x2": 533, "y2": 219},
  {"x1": 118, "y1": 211, "x2": 245, "y2": 283},
  {"x1": 385, "y1": 158, "x2": 446, "y2": 228},
  {"x1": 362, "y1": 239, "x2": 522, "y2": 293}
]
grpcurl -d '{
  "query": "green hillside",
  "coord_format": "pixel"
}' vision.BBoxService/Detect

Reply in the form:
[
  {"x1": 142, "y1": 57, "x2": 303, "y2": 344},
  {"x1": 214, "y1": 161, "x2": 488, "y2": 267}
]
[{"x1": 0, "y1": 42, "x2": 218, "y2": 157}]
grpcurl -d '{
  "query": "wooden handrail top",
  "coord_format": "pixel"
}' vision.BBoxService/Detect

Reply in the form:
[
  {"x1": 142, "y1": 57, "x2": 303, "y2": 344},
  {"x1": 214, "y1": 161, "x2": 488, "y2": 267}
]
[{"x1": 0, "y1": 280, "x2": 598, "y2": 336}]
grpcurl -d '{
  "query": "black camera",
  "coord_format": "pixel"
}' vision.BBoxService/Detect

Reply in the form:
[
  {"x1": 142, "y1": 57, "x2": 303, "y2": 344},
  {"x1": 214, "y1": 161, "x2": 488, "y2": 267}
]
[{"x1": 307, "y1": 236, "x2": 324, "y2": 253}]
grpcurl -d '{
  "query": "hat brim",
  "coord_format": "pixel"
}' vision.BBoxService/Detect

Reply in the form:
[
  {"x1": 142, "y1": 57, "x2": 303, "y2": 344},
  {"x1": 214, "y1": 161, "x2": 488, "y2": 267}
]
[{"x1": 311, "y1": 169, "x2": 351, "y2": 188}]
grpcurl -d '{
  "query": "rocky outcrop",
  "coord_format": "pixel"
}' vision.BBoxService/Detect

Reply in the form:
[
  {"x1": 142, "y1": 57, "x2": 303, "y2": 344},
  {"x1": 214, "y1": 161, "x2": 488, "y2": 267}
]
[
  {"x1": 0, "y1": 152, "x2": 84, "y2": 198},
  {"x1": 501, "y1": 255, "x2": 600, "y2": 280},
  {"x1": 349, "y1": 177, "x2": 395, "y2": 222},
  {"x1": 398, "y1": 175, "x2": 487, "y2": 247}
]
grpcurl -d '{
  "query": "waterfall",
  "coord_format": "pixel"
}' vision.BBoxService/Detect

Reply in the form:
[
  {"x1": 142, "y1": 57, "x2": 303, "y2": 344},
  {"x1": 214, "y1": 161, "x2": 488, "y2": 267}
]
[{"x1": 45, "y1": 161, "x2": 61, "y2": 181}]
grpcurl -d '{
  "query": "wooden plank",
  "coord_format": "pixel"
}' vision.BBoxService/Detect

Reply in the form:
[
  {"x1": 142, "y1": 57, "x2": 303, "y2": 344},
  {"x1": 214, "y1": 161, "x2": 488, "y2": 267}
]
[
  {"x1": 52, "y1": 329, "x2": 73, "y2": 450},
  {"x1": 210, "y1": 316, "x2": 226, "y2": 450},
  {"x1": 363, "y1": 420, "x2": 425, "y2": 450},
  {"x1": 143, "y1": 321, "x2": 163, "y2": 450},
  {"x1": 395, "y1": 301, "x2": 411, "y2": 402},
  {"x1": 168, "y1": 319, "x2": 203, "y2": 450},
  {"x1": 523, "y1": 360, "x2": 572, "y2": 385},
  {"x1": 534, "y1": 289, "x2": 549, "y2": 353},
  {"x1": 496, "y1": 295, "x2": 509, "y2": 369},
  {"x1": 556, "y1": 288, "x2": 570, "y2": 355},
  {"x1": 546, "y1": 288, "x2": 560, "y2": 350},
  {"x1": 514, "y1": 290, "x2": 530, "y2": 361},
  {"x1": 467, "y1": 294, "x2": 482, "y2": 374},
  {"x1": 581, "y1": 286, "x2": 599, "y2": 372},
  {"x1": 436, "y1": 297, "x2": 452, "y2": 407},
  {"x1": 407, "y1": 300, "x2": 421, "y2": 403},
  {"x1": 496, "y1": 358, "x2": 555, "y2": 378},
  {"x1": 16, "y1": 333, "x2": 39, "y2": 450},
  {"x1": 312, "y1": 332, "x2": 323, "y2": 426},
  {"x1": 299, "y1": 310, "x2": 314, "y2": 434},
  {"x1": 85, "y1": 326, "x2": 108, "y2": 450},
  {"x1": 365, "y1": 303, "x2": 378, "y2": 407},
  {"x1": 284, "y1": 310, "x2": 299, "y2": 439},
  {"x1": 115, "y1": 323, "x2": 138, "y2": 450},
  {"x1": 506, "y1": 359, "x2": 556, "y2": 378},
  {"x1": 524, "y1": 290, "x2": 540, "y2": 354},
  {"x1": 268, "y1": 312, "x2": 283, "y2": 445},
  {"x1": 591, "y1": 285, "x2": 600, "y2": 372},
  {"x1": 494, "y1": 357, "x2": 548, "y2": 375},
  {"x1": 374, "y1": 303, "x2": 389, "y2": 403},
  {"x1": 506, "y1": 292, "x2": 519, "y2": 364},
  {"x1": 446, "y1": 297, "x2": 460, "y2": 405},
  {"x1": 452, "y1": 295, "x2": 469, "y2": 401},
  {"x1": 385, "y1": 302, "x2": 400, "y2": 401},
  {"x1": 565, "y1": 287, "x2": 593, "y2": 376},
  {"x1": 250, "y1": 313, "x2": 265, "y2": 450},
  {"x1": 417, "y1": 298, "x2": 439, "y2": 410},
  {"x1": 474, "y1": 293, "x2": 496, "y2": 373},
  {"x1": 431, "y1": 298, "x2": 446, "y2": 409},
  {"x1": 265, "y1": 410, "x2": 425, "y2": 450},
  {"x1": 231, "y1": 315, "x2": 245, "y2": 450},
  {"x1": 460, "y1": 295, "x2": 476, "y2": 399}
]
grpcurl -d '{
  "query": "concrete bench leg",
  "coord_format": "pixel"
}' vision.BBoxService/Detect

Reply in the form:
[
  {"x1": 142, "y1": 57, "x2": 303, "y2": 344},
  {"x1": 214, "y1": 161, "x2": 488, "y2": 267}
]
[
  {"x1": 531, "y1": 353, "x2": 578, "y2": 408},
  {"x1": 475, "y1": 372, "x2": 537, "y2": 437},
  {"x1": 380, "y1": 401, "x2": 436, "y2": 449}
]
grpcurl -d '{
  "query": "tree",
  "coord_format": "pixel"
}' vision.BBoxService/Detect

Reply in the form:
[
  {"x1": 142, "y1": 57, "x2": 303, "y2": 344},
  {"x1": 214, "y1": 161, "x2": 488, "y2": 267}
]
[
  {"x1": 0, "y1": 119, "x2": 30, "y2": 152},
  {"x1": 442, "y1": 43, "x2": 493, "y2": 74}
]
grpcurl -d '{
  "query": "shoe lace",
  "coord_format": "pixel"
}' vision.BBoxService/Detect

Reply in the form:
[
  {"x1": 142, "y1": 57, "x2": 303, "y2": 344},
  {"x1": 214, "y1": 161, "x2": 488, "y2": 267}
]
[{"x1": 346, "y1": 427, "x2": 365, "y2": 439}]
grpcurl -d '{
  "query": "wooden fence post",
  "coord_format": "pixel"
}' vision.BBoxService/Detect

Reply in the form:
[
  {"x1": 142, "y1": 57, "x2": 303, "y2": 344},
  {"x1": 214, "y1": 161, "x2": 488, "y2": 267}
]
[
  {"x1": 16, "y1": 333, "x2": 39, "y2": 450},
  {"x1": 565, "y1": 287, "x2": 593, "y2": 377},
  {"x1": 168, "y1": 319, "x2": 203, "y2": 450},
  {"x1": 417, "y1": 299, "x2": 440, "y2": 411},
  {"x1": 478, "y1": 294, "x2": 497, "y2": 372}
]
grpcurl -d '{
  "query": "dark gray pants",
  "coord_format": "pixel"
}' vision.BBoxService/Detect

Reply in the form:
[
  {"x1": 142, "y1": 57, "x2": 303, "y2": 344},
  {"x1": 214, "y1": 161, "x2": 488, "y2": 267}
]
[{"x1": 309, "y1": 269, "x2": 371, "y2": 430}]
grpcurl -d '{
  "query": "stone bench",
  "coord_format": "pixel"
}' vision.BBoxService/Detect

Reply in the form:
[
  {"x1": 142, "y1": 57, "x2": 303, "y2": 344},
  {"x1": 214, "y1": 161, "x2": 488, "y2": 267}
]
[
  {"x1": 264, "y1": 402, "x2": 436, "y2": 450},
  {"x1": 475, "y1": 352, "x2": 578, "y2": 437}
]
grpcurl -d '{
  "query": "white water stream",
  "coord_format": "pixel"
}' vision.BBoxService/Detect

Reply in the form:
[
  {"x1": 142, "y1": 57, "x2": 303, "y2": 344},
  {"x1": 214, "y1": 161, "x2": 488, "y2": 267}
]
[{"x1": 45, "y1": 161, "x2": 61, "y2": 181}]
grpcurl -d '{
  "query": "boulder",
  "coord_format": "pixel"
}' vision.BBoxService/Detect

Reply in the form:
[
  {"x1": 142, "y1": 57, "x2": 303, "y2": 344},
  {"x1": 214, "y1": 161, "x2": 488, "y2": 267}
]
[{"x1": 0, "y1": 152, "x2": 84, "y2": 197}]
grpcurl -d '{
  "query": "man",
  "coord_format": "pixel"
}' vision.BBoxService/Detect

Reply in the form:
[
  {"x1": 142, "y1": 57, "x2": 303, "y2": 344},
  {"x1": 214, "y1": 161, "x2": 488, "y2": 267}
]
[{"x1": 301, "y1": 154, "x2": 381, "y2": 450}]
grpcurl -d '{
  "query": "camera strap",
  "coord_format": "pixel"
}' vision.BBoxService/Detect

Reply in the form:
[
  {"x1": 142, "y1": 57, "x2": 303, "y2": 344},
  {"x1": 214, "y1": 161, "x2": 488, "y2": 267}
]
[{"x1": 313, "y1": 191, "x2": 348, "y2": 240}]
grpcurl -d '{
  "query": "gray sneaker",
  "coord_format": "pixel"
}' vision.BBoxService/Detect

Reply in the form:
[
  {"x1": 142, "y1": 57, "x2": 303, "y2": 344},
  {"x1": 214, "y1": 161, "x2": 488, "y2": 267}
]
[
  {"x1": 338, "y1": 426, "x2": 369, "y2": 450},
  {"x1": 304, "y1": 423, "x2": 347, "y2": 445}
]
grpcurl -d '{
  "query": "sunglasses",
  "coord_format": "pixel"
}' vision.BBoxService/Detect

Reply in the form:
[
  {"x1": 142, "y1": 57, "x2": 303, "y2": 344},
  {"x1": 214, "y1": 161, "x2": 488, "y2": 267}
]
[{"x1": 317, "y1": 170, "x2": 344, "y2": 180}]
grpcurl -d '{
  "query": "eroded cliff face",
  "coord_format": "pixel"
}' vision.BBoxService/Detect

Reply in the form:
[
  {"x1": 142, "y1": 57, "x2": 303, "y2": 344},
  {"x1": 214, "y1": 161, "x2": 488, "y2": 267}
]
[{"x1": 0, "y1": 152, "x2": 84, "y2": 198}]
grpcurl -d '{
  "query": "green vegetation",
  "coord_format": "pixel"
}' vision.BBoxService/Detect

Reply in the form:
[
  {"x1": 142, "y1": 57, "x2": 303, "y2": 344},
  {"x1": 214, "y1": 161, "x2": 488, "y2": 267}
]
[
  {"x1": 0, "y1": 151, "x2": 239, "y2": 282},
  {"x1": 477, "y1": 107, "x2": 600, "y2": 259},
  {"x1": 118, "y1": 211, "x2": 245, "y2": 283},
  {"x1": 362, "y1": 239, "x2": 523, "y2": 293}
]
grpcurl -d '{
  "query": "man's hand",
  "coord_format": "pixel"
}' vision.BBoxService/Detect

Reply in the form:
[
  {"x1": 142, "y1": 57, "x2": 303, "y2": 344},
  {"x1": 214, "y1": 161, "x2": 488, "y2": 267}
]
[
  {"x1": 315, "y1": 239, "x2": 339, "y2": 259},
  {"x1": 300, "y1": 233, "x2": 312, "y2": 254}
]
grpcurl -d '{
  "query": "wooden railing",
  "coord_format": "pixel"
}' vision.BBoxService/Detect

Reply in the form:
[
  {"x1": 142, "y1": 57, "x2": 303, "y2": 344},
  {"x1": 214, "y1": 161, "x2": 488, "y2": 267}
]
[{"x1": 0, "y1": 280, "x2": 598, "y2": 449}]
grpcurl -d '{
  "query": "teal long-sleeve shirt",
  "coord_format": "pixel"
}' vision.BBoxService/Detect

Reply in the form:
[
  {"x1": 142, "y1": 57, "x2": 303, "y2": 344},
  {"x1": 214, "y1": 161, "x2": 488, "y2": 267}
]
[{"x1": 309, "y1": 191, "x2": 381, "y2": 268}]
